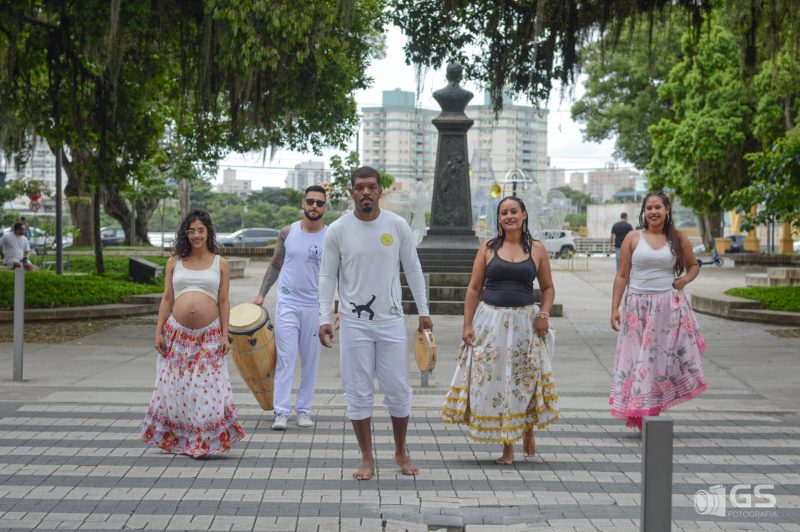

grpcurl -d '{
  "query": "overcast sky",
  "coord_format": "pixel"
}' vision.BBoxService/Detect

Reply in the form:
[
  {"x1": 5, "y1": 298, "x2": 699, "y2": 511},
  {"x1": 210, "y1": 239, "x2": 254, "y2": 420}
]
[{"x1": 218, "y1": 26, "x2": 621, "y2": 189}]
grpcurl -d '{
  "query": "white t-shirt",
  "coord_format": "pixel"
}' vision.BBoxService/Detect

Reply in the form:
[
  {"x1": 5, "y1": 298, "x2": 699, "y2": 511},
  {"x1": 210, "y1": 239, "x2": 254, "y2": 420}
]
[
  {"x1": 319, "y1": 210, "x2": 429, "y2": 325},
  {"x1": 0, "y1": 232, "x2": 30, "y2": 264}
]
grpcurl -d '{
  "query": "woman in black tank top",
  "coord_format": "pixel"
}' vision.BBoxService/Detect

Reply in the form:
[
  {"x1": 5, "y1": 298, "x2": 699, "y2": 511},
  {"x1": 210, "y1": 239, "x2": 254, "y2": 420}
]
[{"x1": 442, "y1": 197, "x2": 560, "y2": 465}]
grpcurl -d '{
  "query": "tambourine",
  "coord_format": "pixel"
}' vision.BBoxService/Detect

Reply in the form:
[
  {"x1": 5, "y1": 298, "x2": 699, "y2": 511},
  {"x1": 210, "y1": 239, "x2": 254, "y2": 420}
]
[{"x1": 414, "y1": 329, "x2": 437, "y2": 372}]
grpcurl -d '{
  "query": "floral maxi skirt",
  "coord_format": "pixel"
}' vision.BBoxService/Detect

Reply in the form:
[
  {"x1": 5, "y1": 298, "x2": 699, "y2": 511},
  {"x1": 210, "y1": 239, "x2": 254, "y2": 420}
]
[
  {"x1": 610, "y1": 289, "x2": 708, "y2": 430},
  {"x1": 141, "y1": 316, "x2": 245, "y2": 457},
  {"x1": 442, "y1": 303, "x2": 560, "y2": 443}
]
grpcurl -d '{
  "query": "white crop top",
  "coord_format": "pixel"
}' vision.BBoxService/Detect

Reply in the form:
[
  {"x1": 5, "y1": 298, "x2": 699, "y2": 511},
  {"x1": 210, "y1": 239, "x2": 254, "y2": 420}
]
[{"x1": 173, "y1": 255, "x2": 221, "y2": 302}]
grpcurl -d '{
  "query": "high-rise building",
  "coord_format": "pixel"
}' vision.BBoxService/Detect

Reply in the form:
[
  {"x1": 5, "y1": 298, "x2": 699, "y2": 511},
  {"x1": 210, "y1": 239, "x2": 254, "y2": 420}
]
[
  {"x1": 285, "y1": 161, "x2": 331, "y2": 192},
  {"x1": 568, "y1": 172, "x2": 585, "y2": 193},
  {"x1": 3, "y1": 137, "x2": 64, "y2": 211},
  {"x1": 585, "y1": 163, "x2": 638, "y2": 201},
  {"x1": 360, "y1": 90, "x2": 549, "y2": 196},
  {"x1": 4, "y1": 137, "x2": 57, "y2": 190},
  {"x1": 466, "y1": 92, "x2": 549, "y2": 186},
  {"x1": 218, "y1": 168, "x2": 252, "y2": 197},
  {"x1": 547, "y1": 167, "x2": 566, "y2": 191},
  {"x1": 361, "y1": 90, "x2": 439, "y2": 195}
]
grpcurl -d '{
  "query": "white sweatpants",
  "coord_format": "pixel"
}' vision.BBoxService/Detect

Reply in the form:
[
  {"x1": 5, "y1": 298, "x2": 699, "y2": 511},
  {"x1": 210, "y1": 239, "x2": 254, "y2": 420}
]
[
  {"x1": 339, "y1": 318, "x2": 412, "y2": 420},
  {"x1": 273, "y1": 302, "x2": 321, "y2": 417}
]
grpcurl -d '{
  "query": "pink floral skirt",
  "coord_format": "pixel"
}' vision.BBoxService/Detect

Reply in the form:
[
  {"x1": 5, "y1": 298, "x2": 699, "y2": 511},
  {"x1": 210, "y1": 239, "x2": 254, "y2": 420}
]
[
  {"x1": 610, "y1": 289, "x2": 708, "y2": 430},
  {"x1": 141, "y1": 316, "x2": 245, "y2": 457}
]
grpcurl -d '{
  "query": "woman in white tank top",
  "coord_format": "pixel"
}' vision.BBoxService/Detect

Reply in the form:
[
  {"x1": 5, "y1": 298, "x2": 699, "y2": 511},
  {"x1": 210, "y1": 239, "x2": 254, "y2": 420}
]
[
  {"x1": 609, "y1": 192, "x2": 708, "y2": 431},
  {"x1": 141, "y1": 210, "x2": 244, "y2": 457}
]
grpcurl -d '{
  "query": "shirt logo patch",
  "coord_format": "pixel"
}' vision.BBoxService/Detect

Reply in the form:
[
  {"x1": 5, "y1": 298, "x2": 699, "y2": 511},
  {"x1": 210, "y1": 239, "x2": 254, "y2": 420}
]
[{"x1": 380, "y1": 233, "x2": 393, "y2": 246}]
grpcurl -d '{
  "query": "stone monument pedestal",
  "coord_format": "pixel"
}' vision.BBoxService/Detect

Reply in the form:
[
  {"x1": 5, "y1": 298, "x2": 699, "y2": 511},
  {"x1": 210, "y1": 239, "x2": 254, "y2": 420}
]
[{"x1": 418, "y1": 63, "x2": 479, "y2": 253}]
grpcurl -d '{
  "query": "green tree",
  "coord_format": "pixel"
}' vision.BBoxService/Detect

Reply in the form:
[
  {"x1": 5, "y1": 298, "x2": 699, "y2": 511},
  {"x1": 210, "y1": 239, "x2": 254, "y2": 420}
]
[
  {"x1": 571, "y1": 14, "x2": 685, "y2": 169},
  {"x1": 247, "y1": 188, "x2": 302, "y2": 209},
  {"x1": 728, "y1": 130, "x2": 800, "y2": 230},
  {"x1": 328, "y1": 152, "x2": 395, "y2": 209},
  {"x1": 392, "y1": 1, "x2": 710, "y2": 111},
  {"x1": 648, "y1": 22, "x2": 753, "y2": 239},
  {"x1": 553, "y1": 186, "x2": 595, "y2": 214},
  {"x1": 1, "y1": 1, "x2": 386, "y2": 272}
]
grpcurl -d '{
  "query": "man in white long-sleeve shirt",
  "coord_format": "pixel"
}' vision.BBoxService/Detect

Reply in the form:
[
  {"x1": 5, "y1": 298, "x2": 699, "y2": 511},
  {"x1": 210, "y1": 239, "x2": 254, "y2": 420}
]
[{"x1": 319, "y1": 166, "x2": 432, "y2": 481}]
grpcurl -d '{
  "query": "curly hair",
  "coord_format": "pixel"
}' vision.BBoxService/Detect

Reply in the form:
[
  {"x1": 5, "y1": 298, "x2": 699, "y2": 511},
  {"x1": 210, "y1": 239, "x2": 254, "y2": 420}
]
[
  {"x1": 486, "y1": 196, "x2": 534, "y2": 255},
  {"x1": 172, "y1": 209, "x2": 219, "y2": 258},
  {"x1": 638, "y1": 191, "x2": 685, "y2": 276}
]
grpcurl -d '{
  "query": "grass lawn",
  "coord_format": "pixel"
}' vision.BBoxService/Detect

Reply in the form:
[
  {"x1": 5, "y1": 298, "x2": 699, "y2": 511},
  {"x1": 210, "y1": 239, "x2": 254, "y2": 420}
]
[
  {"x1": 725, "y1": 285, "x2": 800, "y2": 312},
  {"x1": 1, "y1": 256, "x2": 165, "y2": 310}
]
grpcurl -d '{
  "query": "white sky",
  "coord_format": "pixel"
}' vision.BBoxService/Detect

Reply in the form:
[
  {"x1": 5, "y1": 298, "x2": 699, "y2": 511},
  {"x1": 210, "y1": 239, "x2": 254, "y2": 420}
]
[{"x1": 217, "y1": 26, "x2": 620, "y2": 189}]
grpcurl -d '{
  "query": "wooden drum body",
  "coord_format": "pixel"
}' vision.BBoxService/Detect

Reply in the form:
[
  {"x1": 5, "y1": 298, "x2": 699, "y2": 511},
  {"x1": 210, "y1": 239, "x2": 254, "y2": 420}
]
[
  {"x1": 414, "y1": 329, "x2": 437, "y2": 372},
  {"x1": 228, "y1": 303, "x2": 277, "y2": 410}
]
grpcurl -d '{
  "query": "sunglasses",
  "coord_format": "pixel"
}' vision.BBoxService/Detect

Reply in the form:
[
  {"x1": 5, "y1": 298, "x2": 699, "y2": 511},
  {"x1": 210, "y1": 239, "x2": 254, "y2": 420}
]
[{"x1": 305, "y1": 199, "x2": 326, "y2": 208}]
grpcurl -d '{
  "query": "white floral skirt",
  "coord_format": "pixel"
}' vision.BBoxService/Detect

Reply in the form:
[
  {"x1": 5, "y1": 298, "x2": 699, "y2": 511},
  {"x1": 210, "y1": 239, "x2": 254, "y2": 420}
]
[
  {"x1": 141, "y1": 316, "x2": 245, "y2": 457},
  {"x1": 442, "y1": 302, "x2": 560, "y2": 443}
]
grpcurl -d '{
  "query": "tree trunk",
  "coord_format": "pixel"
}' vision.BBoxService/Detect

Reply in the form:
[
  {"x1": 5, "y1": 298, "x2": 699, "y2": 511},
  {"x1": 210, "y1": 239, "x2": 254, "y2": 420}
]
[
  {"x1": 62, "y1": 148, "x2": 94, "y2": 246},
  {"x1": 699, "y1": 212, "x2": 724, "y2": 250},
  {"x1": 93, "y1": 188, "x2": 105, "y2": 275},
  {"x1": 101, "y1": 184, "x2": 156, "y2": 245}
]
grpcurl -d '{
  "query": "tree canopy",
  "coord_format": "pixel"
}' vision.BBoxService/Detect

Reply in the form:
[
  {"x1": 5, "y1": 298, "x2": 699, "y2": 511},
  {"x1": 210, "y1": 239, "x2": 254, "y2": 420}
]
[
  {"x1": 392, "y1": 0, "x2": 710, "y2": 111},
  {"x1": 0, "y1": 0, "x2": 385, "y2": 270}
]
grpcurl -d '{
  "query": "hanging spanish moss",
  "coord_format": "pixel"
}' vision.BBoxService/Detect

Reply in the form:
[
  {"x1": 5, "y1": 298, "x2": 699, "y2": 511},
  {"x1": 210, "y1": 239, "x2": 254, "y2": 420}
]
[{"x1": 392, "y1": 0, "x2": 713, "y2": 113}]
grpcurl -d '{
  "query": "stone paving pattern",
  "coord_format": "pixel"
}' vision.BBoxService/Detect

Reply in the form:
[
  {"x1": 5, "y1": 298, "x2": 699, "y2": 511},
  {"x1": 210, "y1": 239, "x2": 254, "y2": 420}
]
[{"x1": 1, "y1": 258, "x2": 799, "y2": 531}]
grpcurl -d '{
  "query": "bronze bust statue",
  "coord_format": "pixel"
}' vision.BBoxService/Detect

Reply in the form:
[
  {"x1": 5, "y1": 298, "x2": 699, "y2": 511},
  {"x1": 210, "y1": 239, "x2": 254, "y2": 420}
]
[{"x1": 433, "y1": 64, "x2": 473, "y2": 115}]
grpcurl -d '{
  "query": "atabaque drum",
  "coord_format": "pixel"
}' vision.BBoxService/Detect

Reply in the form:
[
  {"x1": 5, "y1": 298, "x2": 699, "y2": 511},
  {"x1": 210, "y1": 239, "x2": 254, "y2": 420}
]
[
  {"x1": 228, "y1": 303, "x2": 277, "y2": 410},
  {"x1": 414, "y1": 328, "x2": 437, "y2": 372}
]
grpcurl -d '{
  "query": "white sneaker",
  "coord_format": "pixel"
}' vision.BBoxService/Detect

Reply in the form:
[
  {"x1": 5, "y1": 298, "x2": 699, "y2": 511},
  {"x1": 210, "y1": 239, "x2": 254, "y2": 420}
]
[
  {"x1": 272, "y1": 414, "x2": 289, "y2": 431},
  {"x1": 296, "y1": 413, "x2": 314, "y2": 428}
]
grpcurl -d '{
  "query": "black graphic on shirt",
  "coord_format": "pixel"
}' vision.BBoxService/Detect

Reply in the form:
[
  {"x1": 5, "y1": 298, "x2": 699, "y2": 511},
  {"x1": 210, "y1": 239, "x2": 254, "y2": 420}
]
[
  {"x1": 350, "y1": 295, "x2": 376, "y2": 320},
  {"x1": 306, "y1": 244, "x2": 322, "y2": 265}
]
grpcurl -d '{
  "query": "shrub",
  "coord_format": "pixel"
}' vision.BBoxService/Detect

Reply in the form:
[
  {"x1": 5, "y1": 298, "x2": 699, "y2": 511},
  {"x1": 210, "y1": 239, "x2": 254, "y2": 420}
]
[
  {"x1": 0, "y1": 270, "x2": 163, "y2": 310},
  {"x1": 725, "y1": 286, "x2": 800, "y2": 313}
]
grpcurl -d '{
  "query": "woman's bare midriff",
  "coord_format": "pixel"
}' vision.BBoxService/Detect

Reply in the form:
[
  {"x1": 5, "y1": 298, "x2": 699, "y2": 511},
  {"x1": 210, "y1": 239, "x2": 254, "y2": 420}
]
[{"x1": 172, "y1": 291, "x2": 219, "y2": 329}]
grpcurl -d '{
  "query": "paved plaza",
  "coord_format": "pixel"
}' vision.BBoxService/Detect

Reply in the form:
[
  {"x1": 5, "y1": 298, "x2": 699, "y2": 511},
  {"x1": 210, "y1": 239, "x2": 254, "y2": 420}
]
[{"x1": 1, "y1": 258, "x2": 799, "y2": 531}]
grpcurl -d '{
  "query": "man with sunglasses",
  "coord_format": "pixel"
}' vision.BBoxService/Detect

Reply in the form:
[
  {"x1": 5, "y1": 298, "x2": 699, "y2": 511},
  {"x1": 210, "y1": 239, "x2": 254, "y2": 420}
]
[{"x1": 254, "y1": 185, "x2": 329, "y2": 431}]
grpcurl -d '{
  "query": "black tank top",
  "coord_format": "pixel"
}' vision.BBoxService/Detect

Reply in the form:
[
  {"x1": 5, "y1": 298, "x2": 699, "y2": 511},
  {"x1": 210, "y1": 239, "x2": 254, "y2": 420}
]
[{"x1": 481, "y1": 253, "x2": 537, "y2": 307}]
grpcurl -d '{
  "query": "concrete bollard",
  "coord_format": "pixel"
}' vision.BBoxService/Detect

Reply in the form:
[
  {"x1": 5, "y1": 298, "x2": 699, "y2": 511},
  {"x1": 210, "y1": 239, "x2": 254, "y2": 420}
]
[
  {"x1": 640, "y1": 416, "x2": 673, "y2": 531},
  {"x1": 421, "y1": 273, "x2": 431, "y2": 388},
  {"x1": 13, "y1": 267, "x2": 25, "y2": 381}
]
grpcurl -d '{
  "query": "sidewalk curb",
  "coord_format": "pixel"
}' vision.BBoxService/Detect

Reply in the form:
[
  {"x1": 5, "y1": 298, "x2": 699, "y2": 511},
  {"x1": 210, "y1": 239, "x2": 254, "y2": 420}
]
[
  {"x1": 0, "y1": 294, "x2": 161, "y2": 322},
  {"x1": 692, "y1": 291, "x2": 800, "y2": 325}
]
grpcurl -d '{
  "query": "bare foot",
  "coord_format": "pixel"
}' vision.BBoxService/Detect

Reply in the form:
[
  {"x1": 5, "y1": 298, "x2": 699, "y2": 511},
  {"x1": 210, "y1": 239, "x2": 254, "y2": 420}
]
[
  {"x1": 495, "y1": 443, "x2": 514, "y2": 465},
  {"x1": 394, "y1": 453, "x2": 418, "y2": 476},
  {"x1": 523, "y1": 429, "x2": 536, "y2": 457},
  {"x1": 353, "y1": 457, "x2": 375, "y2": 480}
]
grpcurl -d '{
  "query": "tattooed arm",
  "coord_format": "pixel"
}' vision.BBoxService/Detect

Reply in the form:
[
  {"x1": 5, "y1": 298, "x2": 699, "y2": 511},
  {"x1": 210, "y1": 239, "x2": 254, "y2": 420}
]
[{"x1": 253, "y1": 225, "x2": 290, "y2": 306}]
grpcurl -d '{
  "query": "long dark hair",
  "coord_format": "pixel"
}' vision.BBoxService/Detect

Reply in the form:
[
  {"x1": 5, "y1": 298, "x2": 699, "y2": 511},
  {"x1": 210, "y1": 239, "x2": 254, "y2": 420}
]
[
  {"x1": 487, "y1": 196, "x2": 534, "y2": 254},
  {"x1": 172, "y1": 209, "x2": 219, "y2": 259},
  {"x1": 639, "y1": 191, "x2": 685, "y2": 276}
]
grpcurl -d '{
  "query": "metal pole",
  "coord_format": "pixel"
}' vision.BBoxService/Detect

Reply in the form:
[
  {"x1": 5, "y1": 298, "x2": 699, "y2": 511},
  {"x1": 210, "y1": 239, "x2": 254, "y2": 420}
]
[
  {"x1": 421, "y1": 272, "x2": 431, "y2": 388},
  {"x1": 55, "y1": 147, "x2": 63, "y2": 275},
  {"x1": 13, "y1": 267, "x2": 25, "y2": 381},
  {"x1": 640, "y1": 416, "x2": 673, "y2": 532}
]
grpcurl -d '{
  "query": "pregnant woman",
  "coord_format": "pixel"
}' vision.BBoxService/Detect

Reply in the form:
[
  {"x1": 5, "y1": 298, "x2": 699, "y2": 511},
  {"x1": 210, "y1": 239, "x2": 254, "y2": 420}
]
[{"x1": 141, "y1": 209, "x2": 245, "y2": 457}]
